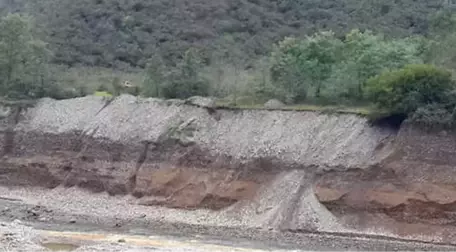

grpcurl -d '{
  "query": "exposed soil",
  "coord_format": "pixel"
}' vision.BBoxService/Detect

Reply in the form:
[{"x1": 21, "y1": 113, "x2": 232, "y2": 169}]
[
  {"x1": 0, "y1": 154, "x2": 263, "y2": 210},
  {"x1": 3, "y1": 129, "x2": 456, "y2": 245},
  {"x1": 315, "y1": 166, "x2": 456, "y2": 244},
  {"x1": 3, "y1": 96, "x2": 456, "y2": 249}
]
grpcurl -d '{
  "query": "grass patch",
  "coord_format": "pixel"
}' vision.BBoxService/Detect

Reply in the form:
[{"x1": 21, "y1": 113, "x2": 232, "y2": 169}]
[
  {"x1": 93, "y1": 91, "x2": 113, "y2": 97},
  {"x1": 215, "y1": 99, "x2": 372, "y2": 116},
  {"x1": 52, "y1": 65, "x2": 144, "y2": 94}
]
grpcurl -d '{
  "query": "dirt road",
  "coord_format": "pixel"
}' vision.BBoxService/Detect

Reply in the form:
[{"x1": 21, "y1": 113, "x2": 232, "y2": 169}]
[{"x1": 1, "y1": 186, "x2": 456, "y2": 251}]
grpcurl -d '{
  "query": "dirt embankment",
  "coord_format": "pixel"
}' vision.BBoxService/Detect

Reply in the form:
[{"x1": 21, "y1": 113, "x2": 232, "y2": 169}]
[
  {"x1": 0, "y1": 95, "x2": 388, "y2": 211},
  {"x1": 2, "y1": 94, "x2": 456, "y2": 244},
  {"x1": 314, "y1": 124, "x2": 456, "y2": 243}
]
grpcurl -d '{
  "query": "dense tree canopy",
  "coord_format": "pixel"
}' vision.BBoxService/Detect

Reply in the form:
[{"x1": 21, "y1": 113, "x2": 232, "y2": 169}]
[{"x1": 1, "y1": 0, "x2": 447, "y2": 69}]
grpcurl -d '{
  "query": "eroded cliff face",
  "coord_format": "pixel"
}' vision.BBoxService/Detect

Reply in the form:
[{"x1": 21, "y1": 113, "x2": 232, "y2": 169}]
[
  {"x1": 315, "y1": 124, "x2": 456, "y2": 243},
  {"x1": 1, "y1": 95, "x2": 456, "y2": 244}
]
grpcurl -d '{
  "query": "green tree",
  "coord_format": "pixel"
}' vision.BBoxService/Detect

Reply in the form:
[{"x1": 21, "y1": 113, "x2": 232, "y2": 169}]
[
  {"x1": 270, "y1": 37, "x2": 308, "y2": 103},
  {"x1": 270, "y1": 32, "x2": 342, "y2": 103},
  {"x1": 142, "y1": 55, "x2": 166, "y2": 97},
  {"x1": 300, "y1": 31, "x2": 342, "y2": 98},
  {"x1": 160, "y1": 48, "x2": 210, "y2": 99},
  {"x1": 342, "y1": 30, "x2": 385, "y2": 98},
  {"x1": 326, "y1": 30, "x2": 422, "y2": 101},
  {"x1": 0, "y1": 14, "x2": 52, "y2": 99}
]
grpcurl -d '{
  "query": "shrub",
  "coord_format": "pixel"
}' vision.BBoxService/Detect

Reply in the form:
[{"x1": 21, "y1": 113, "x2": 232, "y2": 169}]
[
  {"x1": 161, "y1": 78, "x2": 209, "y2": 99},
  {"x1": 366, "y1": 64, "x2": 456, "y2": 116},
  {"x1": 143, "y1": 48, "x2": 210, "y2": 99}
]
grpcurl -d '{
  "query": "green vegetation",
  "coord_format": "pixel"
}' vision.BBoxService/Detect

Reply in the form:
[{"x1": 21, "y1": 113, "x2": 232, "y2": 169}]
[
  {"x1": 93, "y1": 91, "x2": 113, "y2": 98},
  {"x1": 4, "y1": 1, "x2": 456, "y2": 128},
  {"x1": 265, "y1": 30, "x2": 423, "y2": 104},
  {"x1": 366, "y1": 64, "x2": 455, "y2": 116},
  {"x1": 151, "y1": 48, "x2": 210, "y2": 99},
  {"x1": 0, "y1": 14, "x2": 50, "y2": 99},
  {"x1": 367, "y1": 64, "x2": 456, "y2": 128},
  {"x1": 0, "y1": 14, "x2": 87, "y2": 100}
]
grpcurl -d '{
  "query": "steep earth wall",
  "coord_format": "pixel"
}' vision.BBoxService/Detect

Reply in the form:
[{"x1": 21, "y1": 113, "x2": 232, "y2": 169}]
[{"x1": 1, "y1": 95, "x2": 456, "y2": 244}]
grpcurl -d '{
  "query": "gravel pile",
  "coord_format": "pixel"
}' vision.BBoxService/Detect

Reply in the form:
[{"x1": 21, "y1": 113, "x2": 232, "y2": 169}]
[{"x1": 215, "y1": 170, "x2": 345, "y2": 232}]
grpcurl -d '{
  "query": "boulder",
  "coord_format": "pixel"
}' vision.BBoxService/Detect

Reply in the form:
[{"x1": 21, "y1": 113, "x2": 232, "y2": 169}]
[{"x1": 264, "y1": 99, "x2": 285, "y2": 109}]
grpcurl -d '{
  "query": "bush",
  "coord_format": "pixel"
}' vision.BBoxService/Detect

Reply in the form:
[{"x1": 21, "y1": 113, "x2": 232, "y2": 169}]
[
  {"x1": 366, "y1": 64, "x2": 456, "y2": 116},
  {"x1": 161, "y1": 78, "x2": 209, "y2": 99},
  {"x1": 143, "y1": 48, "x2": 210, "y2": 99}
]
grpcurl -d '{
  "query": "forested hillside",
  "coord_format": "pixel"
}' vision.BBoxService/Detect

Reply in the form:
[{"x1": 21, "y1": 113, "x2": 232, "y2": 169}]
[
  {"x1": 3, "y1": 0, "x2": 456, "y2": 129},
  {"x1": 2, "y1": 0, "x2": 448, "y2": 68}
]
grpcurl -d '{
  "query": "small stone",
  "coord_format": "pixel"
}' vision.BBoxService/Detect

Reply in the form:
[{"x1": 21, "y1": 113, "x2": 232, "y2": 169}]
[
  {"x1": 186, "y1": 96, "x2": 216, "y2": 108},
  {"x1": 118, "y1": 238, "x2": 126, "y2": 243},
  {"x1": 69, "y1": 219, "x2": 76, "y2": 224},
  {"x1": 139, "y1": 214, "x2": 147, "y2": 218}
]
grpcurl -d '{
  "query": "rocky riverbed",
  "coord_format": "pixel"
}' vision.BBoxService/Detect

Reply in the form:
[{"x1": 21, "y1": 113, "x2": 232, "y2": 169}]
[{"x1": 1, "y1": 186, "x2": 456, "y2": 252}]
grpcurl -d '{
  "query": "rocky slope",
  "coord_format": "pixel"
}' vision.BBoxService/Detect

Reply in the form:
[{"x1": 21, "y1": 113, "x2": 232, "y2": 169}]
[{"x1": 1, "y1": 94, "x2": 456, "y2": 244}]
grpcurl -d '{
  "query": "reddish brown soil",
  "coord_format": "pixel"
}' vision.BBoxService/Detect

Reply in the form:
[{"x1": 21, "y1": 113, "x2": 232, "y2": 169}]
[
  {"x1": 134, "y1": 166, "x2": 260, "y2": 209},
  {"x1": 0, "y1": 154, "x2": 263, "y2": 210},
  {"x1": 315, "y1": 166, "x2": 456, "y2": 226}
]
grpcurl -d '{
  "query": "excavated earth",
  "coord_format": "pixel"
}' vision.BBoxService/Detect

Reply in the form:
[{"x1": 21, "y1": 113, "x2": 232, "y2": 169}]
[{"x1": 1, "y1": 94, "x2": 456, "y2": 250}]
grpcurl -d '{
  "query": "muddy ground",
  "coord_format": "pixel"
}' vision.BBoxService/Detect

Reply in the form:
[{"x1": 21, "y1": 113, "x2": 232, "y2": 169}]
[{"x1": 1, "y1": 186, "x2": 456, "y2": 251}]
